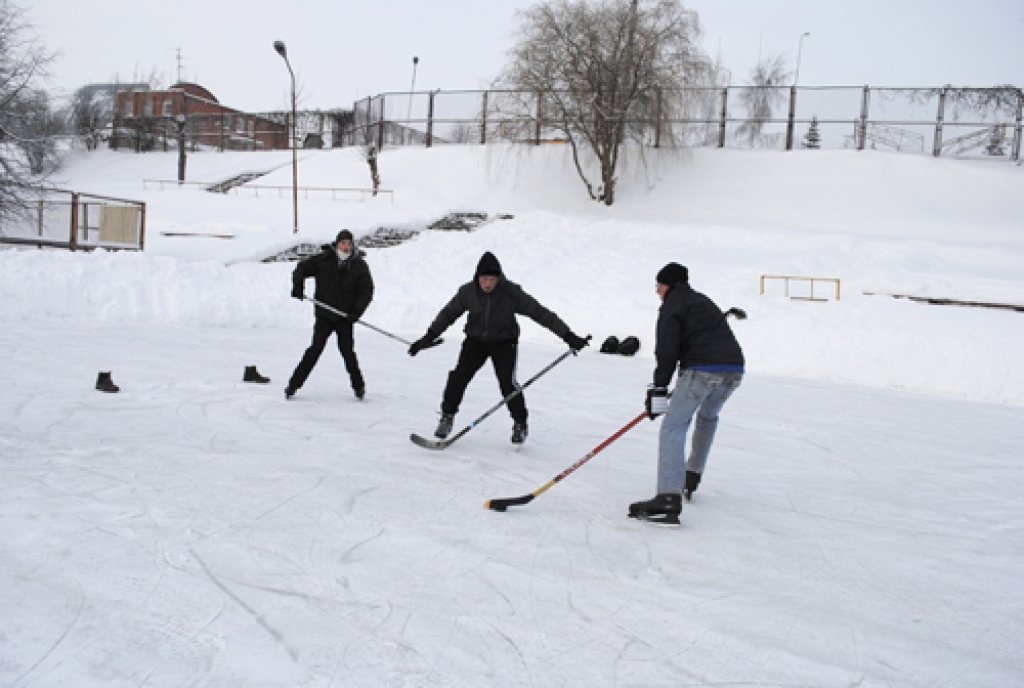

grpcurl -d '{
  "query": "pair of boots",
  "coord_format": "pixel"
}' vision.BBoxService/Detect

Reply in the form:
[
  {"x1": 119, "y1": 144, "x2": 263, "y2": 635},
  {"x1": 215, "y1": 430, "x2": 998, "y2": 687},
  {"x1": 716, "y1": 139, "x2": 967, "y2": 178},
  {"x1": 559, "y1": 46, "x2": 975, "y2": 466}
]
[
  {"x1": 435, "y1": 413, "x2": 527, "y2": 445},
  {"x1": 629, "y1": 471, "x2": 702, "y2": 527}
]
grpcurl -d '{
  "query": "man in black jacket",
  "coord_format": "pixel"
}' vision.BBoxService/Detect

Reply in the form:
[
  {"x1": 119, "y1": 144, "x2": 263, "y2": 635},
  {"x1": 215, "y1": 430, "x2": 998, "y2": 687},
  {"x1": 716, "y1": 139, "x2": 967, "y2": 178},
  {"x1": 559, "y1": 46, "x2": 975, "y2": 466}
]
[
  {"x1": 630, "y1": 263, "x2": 744, "y2": 526},
  {"x1": 408, "y1": 251, "x2": 588, "y2": 444},
  {"x1": 286, "y1": 230, "x2": 374, "y2": 400}
]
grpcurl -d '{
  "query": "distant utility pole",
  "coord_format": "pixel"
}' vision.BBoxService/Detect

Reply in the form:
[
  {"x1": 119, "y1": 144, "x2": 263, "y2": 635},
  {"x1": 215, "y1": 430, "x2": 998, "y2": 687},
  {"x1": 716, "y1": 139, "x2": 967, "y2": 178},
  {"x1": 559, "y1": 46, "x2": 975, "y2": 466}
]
[{"x1": 168, "y1": 47, "x2": 184, "y2": 83}]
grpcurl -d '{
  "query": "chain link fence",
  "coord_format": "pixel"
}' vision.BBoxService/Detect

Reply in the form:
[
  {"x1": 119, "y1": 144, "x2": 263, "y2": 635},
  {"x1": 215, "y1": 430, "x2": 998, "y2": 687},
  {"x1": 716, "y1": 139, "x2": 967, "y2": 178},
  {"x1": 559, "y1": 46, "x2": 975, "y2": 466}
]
[{"x1": 349, "y1": 85, "x2": 1022, "y2": 161}]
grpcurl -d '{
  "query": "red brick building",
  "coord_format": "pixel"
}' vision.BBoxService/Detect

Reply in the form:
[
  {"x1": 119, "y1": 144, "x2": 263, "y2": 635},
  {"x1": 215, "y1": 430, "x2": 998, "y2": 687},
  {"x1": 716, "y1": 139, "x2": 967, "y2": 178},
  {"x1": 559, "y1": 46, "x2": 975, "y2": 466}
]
[{"x1": 114, "y1": 82, "x2": 289, "y2": 151}]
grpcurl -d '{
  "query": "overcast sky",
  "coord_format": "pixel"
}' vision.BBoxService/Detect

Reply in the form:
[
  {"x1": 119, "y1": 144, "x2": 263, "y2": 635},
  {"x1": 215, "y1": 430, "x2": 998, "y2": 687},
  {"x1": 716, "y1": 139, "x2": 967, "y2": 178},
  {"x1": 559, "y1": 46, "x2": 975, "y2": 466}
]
[{"x1": 24, "y1": 0, "x2": 1024, "y2": 112}]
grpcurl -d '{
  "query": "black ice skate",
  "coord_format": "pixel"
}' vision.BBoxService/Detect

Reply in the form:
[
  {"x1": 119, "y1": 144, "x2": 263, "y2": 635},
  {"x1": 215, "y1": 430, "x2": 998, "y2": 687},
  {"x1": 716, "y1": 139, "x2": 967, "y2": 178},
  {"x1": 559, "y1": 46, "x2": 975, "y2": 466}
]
[
  {"x1": 511, "y1": 421, "x2": 528, "y2": 445},
  {"x1": 354, "y1": 386, "x2": 365, "y2": 400},
  {"x1": 243, "y1": 365, "x2": 270, "y2": 383},
  {"x1": 95, "y1": 371, "x2": 120, "y2": 393},
  {"x1": 435, "y1": 413, "x2": 455, "y2": 439},
  {"x1": 285, "y1": 386, "x2": 297, "y2": 399},
  {"x1": 683, "y1": 470, "x2": 701, "y2": 502},
  {"x1": 628, "y1": 493, "x2": 682, "y2": 526}
]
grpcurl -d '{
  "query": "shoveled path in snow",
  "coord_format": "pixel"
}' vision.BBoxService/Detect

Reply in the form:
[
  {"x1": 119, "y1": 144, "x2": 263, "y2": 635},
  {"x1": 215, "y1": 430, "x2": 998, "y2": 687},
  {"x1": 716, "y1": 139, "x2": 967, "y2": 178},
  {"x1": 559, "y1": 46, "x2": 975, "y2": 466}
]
[{"x1": 1, "y1": 318, "x2": 1021, "y2": 687}]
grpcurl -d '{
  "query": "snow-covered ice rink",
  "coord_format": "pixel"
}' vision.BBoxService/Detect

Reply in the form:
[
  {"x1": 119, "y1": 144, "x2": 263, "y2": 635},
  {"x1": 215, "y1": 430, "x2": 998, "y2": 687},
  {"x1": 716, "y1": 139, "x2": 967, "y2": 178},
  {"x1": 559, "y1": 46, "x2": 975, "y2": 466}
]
[{"x1": 2, "y1": 145, "x2": 1022, "y2": 686}]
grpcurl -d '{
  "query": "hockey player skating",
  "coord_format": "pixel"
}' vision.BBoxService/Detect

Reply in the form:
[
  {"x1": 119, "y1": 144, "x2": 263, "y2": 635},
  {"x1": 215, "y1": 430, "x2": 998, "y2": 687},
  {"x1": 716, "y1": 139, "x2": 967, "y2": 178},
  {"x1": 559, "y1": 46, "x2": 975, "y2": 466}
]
[
  {"x1": 630, "y1": 263, "x2": 744, "y2": 526},
  {"x1": 286, "y1": 230, "x2": 374, "y2": 400},
  {"x1": 408, "y1": 251, "x2": 589, "y2": 445}
]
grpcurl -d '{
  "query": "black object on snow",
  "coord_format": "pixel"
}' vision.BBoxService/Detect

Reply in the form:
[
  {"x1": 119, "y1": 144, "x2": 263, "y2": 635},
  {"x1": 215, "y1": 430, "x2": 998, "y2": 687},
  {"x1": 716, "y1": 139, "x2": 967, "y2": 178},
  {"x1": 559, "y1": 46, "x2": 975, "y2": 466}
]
[
  {"x1": 243, "y1": 365, "x2": 270, "y2": 383},
  {"x1": 618, "y1": 336, "x2": 640, "y2": 356},
  {"x1": 95, "y1": 371, "x2": 120, "y2": 393}
]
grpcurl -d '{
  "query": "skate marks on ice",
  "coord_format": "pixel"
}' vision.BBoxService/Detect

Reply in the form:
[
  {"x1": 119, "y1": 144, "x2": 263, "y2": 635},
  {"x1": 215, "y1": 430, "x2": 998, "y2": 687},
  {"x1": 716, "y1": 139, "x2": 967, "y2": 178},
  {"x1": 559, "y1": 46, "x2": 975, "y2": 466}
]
[{"x1": 2, "y1": 320, "x2": 1023, "y2": 685}]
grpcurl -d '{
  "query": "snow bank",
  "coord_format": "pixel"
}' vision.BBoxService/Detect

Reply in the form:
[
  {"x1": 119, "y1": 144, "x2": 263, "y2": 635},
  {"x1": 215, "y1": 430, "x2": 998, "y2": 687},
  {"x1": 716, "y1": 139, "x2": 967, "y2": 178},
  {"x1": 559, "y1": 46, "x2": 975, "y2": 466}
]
[{"x1": 3, "y1": 144, "x2": 1023, "y2": 405}]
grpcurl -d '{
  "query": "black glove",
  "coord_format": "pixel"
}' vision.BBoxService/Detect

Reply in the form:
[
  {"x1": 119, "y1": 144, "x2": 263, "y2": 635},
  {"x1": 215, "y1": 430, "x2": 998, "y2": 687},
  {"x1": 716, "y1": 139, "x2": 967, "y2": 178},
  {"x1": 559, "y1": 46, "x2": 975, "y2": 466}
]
[
  {"x1": 646, "y1": 385, "x2": 669, "y2": 420},
  {"x1": 408, "y1": 331, "x2": 439, "y2": 357},
  {"x1": 291, "y1": 285, "x2": 304, "y2": 300},
  {"x1": 563, "y1": 331, "x2": 589, "y2": 354}
]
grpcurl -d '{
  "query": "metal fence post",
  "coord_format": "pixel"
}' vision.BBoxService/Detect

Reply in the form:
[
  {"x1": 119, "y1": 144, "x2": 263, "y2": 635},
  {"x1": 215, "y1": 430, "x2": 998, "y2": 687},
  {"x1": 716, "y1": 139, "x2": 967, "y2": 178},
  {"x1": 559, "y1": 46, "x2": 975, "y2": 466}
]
[
  {"x1": 377, "y1": 95, "x2": 386, "y2": 151},
  {"x1": 536, "y1": 93, "x2": 545, "y2": 145},
  {"x1": 69, "y1": 194, "x2": 79, "y2": 252},
  {"x1": 481, "y1": 91, "x2": 488, "y2": 145},
  {"x1": 718, "y1": 87, "x2": 728, "y2": 148},
  {"x1": 933, "y1": 86, "x2": 947, "y2": 157},
  {"x1": 1011, "y1": 88, "x2": 1022, "y2": 162},
  {"x1": 426, "y1": 90, "x2": 435, "y2": 147},
  {"x1": 785, "y1": 86, "x2": 798, "y2": 150},
  {"x1": 857, "y1": 85, "x2": 870, "y2": 150}
]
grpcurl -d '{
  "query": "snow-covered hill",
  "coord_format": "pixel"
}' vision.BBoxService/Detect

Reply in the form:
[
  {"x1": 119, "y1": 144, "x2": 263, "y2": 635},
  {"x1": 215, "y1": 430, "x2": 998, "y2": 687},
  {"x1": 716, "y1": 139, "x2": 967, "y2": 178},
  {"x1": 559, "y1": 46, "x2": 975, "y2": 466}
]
[{"x1": 8, "y1": 144, "x2": 1024, "y2": 404}]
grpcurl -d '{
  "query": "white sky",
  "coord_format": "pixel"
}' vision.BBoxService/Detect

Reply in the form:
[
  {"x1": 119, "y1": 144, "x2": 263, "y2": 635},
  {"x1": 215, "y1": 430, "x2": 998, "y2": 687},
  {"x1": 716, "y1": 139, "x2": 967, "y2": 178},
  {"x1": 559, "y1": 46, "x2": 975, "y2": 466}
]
[{"x1": 24, "y1": 0, "x2": 1024, "y2": 112}]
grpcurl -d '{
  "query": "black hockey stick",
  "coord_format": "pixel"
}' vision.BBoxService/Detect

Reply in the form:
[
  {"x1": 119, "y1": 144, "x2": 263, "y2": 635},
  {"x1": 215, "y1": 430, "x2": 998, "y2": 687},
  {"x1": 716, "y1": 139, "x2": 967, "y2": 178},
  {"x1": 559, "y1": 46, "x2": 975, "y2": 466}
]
[
  {"x1": 306, "y1": 297, "x2": 443, "y2": 350},
  {"x1": 410, "y1": 336, "x2": 590, "y2": 451},
  {"x1": 486, "y1": 410, "x2": 648, "y2": 511}
]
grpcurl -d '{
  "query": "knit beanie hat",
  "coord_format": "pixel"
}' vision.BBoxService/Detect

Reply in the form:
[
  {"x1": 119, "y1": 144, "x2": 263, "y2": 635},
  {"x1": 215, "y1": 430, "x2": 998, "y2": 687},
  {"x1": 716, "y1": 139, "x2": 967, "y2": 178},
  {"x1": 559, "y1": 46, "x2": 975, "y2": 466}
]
[
  {"x1": 335, "y1": 229, "x2": 354, "y2": 245},
  {"x1": 656, "y1": 262, "x2": 688, "y2": 286},
  {"x1": 476, "y1": 251, "x2": 503, "y2": 278}
]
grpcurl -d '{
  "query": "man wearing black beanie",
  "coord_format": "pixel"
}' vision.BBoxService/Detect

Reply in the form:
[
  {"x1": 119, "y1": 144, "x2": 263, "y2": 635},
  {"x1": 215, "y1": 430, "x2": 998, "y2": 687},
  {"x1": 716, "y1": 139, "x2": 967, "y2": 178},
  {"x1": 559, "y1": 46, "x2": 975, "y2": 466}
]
[
  {"x1": 408, "y1": 251, "x2": 589, "y2": 445},
  {"x1": 286, "y1": 229, "x2": 374, "y2": 400},
  {"x1": 629, "y1": 262, "x2": 744, "y2": 526}
]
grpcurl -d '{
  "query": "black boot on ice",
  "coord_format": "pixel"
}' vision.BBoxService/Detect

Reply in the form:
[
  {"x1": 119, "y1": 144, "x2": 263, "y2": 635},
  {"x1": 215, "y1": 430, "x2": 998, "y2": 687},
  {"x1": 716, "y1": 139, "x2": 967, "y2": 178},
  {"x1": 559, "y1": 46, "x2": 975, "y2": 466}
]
[
  {"x1": 243, "y1": 365, "x2": 270, "y2": 384},
  {"x1": 95, "y1": 371, "x2": 120, "y2": 393},
  {"x1": 511, "y1": 421, "x2": 528, "y2": 445},
  {"x1": 683, "y1": 470, "x2": 702, "y2": 501},
  {"x1": 435, "y1": 412, "x2": 455, "y2": 439},
  {"x1": 628, "y1": 493, "x2": 682, "y2": 526}
]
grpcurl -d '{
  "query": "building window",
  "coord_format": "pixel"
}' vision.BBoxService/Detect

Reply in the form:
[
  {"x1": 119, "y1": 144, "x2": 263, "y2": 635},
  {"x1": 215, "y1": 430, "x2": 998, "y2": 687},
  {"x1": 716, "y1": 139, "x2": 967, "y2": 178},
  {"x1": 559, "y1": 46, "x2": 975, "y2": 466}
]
[
  {"x1": 143, "y1": 96, "x2": 153, "y2": 116},
  {"x1": 124, "y1": 100, "x2": 133, "y2": 117},
  {"x1": 236, "y1": 117, "x2": 245, "y2": 133},
  {"x1": 249, "y1": 120, "x2": 255, "y2": 136},
  {"x1": 162, "y1": 100, "x2": 172, "y2": 117}
]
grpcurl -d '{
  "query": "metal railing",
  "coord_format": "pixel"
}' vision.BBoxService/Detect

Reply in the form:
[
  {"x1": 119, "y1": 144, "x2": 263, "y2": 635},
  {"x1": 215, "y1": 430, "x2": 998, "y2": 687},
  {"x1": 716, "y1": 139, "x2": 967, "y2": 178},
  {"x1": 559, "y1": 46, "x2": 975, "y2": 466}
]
[
  {"x1": 761, "y1": 275, "x2": 841, "y2": 302},
  {"x1": 142, "y1": 179, "x2": 392, "y2": 203},
  {"x1": 0, "y1": 189, "x2": 146, "y2": 251}
]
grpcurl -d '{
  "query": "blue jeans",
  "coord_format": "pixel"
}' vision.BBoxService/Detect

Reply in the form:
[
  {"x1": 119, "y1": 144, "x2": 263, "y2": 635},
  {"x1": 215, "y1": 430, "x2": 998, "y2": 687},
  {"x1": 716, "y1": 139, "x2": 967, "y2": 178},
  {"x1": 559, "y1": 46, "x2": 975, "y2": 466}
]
[{"x1": 657, "y1": 369, "x2": 743, "y2": 494}]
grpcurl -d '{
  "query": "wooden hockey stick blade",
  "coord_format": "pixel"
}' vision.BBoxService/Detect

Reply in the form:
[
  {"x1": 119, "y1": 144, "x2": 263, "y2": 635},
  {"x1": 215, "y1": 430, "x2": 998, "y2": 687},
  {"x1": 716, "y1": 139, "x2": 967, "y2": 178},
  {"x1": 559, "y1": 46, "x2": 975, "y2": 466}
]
[{"x1": 485, "y1": 494, "x2": 536, "y2": 512}]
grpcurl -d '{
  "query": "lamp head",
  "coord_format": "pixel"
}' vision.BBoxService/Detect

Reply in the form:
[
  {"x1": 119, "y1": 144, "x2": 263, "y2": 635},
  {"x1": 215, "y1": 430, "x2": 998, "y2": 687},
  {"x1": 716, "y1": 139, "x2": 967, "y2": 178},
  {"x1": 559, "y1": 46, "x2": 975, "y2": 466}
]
[{"x1": 273, "y1": 41, "x2": 287, "y2": 58}]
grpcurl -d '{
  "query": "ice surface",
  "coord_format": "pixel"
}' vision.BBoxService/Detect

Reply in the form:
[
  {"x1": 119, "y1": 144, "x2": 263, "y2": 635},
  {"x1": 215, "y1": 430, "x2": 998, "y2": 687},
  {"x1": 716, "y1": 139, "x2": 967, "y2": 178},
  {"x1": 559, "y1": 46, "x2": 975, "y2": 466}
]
[{"x1": 1, "y1": 145, "x2": 1022, "y2": 686}]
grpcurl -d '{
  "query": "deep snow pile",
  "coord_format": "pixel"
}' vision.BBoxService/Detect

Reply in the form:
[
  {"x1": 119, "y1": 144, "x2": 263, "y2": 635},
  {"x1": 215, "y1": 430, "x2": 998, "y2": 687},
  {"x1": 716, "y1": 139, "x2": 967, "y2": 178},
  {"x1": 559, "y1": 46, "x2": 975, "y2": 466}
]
[{"x1": 3, "y1": 144, "x2": 1023, "y2": 405}]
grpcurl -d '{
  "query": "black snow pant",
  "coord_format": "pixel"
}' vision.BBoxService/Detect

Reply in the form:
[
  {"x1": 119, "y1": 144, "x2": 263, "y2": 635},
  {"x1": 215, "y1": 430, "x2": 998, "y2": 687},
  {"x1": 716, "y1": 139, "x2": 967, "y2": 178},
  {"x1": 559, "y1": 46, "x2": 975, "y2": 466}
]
[
  {"x1": 289, "y1": 317, "x2": 364, "y2": 392},
  {"x1": 442, "y1": 338, "x2": 526, "y2": 423}
]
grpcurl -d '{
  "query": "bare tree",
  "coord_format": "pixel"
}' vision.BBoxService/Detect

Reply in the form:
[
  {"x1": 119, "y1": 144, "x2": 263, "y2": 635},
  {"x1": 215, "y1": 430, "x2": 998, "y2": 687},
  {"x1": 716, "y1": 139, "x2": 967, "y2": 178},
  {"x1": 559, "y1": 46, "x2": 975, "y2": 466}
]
[
  {"x1": 494, "y1": 0, "x2": 708, "y2": 205},
  {"x1": 735, "y1": 53, "x2": 790, "y2": 147},
  {"x1": 69, "y1": 86, "x2": 107, "y2": 150},
  {"x1": 1, "y1": 0, "x2": 59, "y2": 223}
]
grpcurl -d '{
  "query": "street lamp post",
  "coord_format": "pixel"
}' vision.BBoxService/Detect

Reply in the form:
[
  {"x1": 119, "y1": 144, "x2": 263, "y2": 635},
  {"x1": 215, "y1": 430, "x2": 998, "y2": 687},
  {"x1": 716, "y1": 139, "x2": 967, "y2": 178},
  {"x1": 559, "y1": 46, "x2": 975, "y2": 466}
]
[
  {"x1": 794, "y1": 32, "x2": 810, "y2": 86},
  {"x1": 273, "y1": 40, "x2": 299, "y2": 235}
]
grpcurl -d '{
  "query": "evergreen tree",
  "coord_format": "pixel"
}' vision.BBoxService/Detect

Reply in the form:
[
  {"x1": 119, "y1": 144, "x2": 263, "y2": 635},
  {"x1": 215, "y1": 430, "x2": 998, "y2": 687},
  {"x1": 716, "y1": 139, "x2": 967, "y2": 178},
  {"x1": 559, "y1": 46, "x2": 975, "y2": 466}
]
[{"x1": 802, "y1": 116, "x2": 822, "y2": 149}]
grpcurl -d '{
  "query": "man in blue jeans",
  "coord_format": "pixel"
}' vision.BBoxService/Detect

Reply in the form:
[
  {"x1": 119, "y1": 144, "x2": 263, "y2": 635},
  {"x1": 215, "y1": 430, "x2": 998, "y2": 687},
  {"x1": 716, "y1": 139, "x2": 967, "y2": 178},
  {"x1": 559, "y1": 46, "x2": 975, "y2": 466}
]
[{"x1": 629, "y1": 263, "x2": 744, "y2": 526}]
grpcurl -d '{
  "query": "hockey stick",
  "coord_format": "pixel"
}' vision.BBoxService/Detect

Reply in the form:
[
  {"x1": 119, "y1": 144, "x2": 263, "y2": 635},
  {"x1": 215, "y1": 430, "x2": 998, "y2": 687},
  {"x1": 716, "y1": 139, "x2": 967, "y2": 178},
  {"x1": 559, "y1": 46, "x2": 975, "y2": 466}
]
[
  {"x1": 306, "y1": 297, "x2": 442, "y2": 350},
  {"x1": 486, "y1": 410, "x2": 648, "y2": 511},
  {"x1": 410, "y1": 336, "x2": 590, "y2": 451}
]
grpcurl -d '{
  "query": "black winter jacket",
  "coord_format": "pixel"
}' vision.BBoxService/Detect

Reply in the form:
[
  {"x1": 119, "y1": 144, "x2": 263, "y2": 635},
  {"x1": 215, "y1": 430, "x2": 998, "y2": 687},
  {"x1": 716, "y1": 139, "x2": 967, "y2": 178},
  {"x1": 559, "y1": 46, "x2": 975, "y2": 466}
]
[
  {"x1": 428, "y1": 253, "x2": 570, "y2": 343},
  {"x1": 292, "y1": 245, "x2": 374, "y2": 321},
  {"x1": 654, "y1": 282, "x2": 744, "y2": 387}
]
